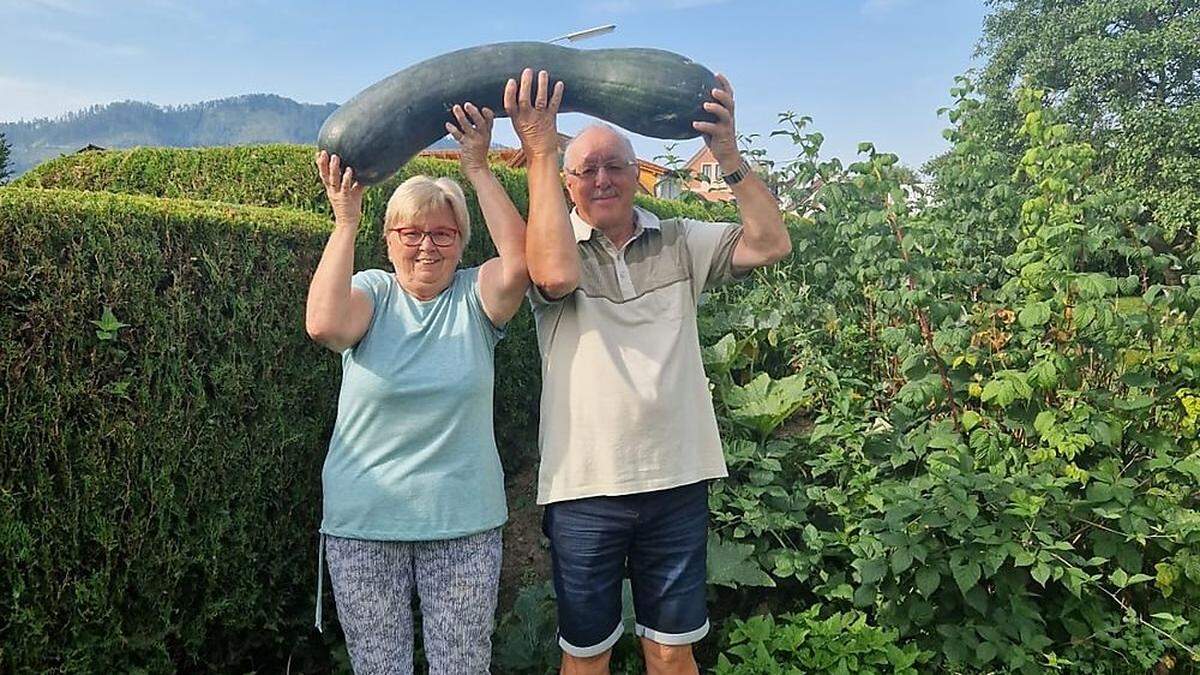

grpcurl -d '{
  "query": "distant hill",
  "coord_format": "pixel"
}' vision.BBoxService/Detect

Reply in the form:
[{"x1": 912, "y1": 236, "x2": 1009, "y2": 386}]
[
  {"x1": 1, "y1": 94, "x2": 351, "y2": 177},
  {"x1": 0, "y1": 94, "x2": 488, "y2": 178}
]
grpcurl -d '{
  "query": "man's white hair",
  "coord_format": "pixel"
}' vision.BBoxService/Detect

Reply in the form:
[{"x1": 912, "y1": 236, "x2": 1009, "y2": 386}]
[{"x1": 562, "y1": 124, "x2": 637, "y2": 171}]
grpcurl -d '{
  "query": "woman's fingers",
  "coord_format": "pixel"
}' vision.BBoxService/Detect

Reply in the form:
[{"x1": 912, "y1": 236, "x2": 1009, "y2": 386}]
[
  {"x1": 452, "y1": 103, "x2": 473, "y2": 132},
  {"x1": 328, "y1": 154, "x2": 342, "y2": 189},
  {"x1": 316, "y1": 150, "x2": 330, "y2": 182},
  {"x1": 465, "y1": 102, "x2": 488, "y2": 130}
]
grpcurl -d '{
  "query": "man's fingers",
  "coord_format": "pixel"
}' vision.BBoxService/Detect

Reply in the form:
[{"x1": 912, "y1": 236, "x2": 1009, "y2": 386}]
[
  {"x1": 703, "y1": 101, "x2": 734, "y2": 124},
  {"x1": 711, "y1": 86, "x2": 735, "y2": 113},
  {"x1": 503, "y1": 78, "x2": 518, "y2": 116},
  {"x1": 716, "y1": 72, "x2": 733, "y2": 96},
  {"x1": 536, "y1": 70, "x2": 550, "y2": 109},
  {"x1": 342, "y1": 167, "x2": 354, "y2": 190},
  {"x1": 481, "y1": 106, "x2": 496, "y2": 123},
  {"x1": 549, "y1": 81, "x2": 565, "y2": 113},
  {"x1": 518, "y1": 68, "x2": 533, "y2": 107},
  {"x1": 693, "y1": 120, "x2": 718, "y2": 135},
  {"x1": 445, "y1": 121, "x2": 463, "y2": 141}
]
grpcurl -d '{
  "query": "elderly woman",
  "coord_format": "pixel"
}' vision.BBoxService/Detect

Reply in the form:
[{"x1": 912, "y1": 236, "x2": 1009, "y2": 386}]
[{"x1": 305, "y1": 101, "x2": 527, "y2": 674}]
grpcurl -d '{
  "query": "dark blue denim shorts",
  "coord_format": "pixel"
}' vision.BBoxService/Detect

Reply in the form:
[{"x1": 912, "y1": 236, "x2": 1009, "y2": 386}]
[{"x1": 542, "y1": 480, "x2": 710, "y2": 657}]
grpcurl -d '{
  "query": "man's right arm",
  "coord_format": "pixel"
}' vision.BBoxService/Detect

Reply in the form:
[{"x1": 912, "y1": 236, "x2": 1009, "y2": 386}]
[{"x1": 507, "y1": 68, "x2": 579, "y2": 300}]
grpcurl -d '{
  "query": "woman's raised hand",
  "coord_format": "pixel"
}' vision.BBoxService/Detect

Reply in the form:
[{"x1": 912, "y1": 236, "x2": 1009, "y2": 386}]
[
  {"x1": 445, "y1": 102, "x2": 496, "y2": 178},
  {"x1": 316, "y1": 150, "x2": 364, "y2": 228}
]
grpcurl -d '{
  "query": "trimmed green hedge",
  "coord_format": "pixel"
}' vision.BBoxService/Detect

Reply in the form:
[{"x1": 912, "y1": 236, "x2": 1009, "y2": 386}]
[
  {"x1": 0, "y1": 188, "x2": 334, "y2": 672},
  {"x1": 17, "y1": 144, "x2": 737, "y2": 238},
  {"x1": 16, "y1": 146, "x2": 744, "y2": 470}
]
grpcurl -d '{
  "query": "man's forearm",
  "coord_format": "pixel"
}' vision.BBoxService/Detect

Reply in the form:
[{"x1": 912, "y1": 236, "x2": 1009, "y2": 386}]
[
  {"x1": 718, "y1": 152, "x2": 791, "y2": 264},
  {"x1": 525, "y1": 153, "x2": 580, "y2": 295}
]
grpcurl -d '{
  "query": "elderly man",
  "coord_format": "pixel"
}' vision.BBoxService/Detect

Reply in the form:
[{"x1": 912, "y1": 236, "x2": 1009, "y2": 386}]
[{"x1": 506, "y1": 68, "x2": 791, "y2": 674}]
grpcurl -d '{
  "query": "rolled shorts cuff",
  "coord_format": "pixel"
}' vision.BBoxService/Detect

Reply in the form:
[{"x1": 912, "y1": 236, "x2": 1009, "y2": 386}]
[
  {"x1": 559, "y1": 621, "x2": 624, "y2": 658},
  {"x1": 634, "y1": 618, "x2": 710, "y2": 645}
]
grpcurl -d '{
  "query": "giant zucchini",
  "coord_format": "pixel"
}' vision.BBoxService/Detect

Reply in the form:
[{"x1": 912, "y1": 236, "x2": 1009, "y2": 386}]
[{"x1": 317, "y1": 41, "x2": 719, "y2": 184}]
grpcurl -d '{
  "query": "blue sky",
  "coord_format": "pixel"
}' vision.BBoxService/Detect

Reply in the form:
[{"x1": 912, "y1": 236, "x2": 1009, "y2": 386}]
[{"x1": 1, "y1": 0, "x2": 990, "y2": 168}]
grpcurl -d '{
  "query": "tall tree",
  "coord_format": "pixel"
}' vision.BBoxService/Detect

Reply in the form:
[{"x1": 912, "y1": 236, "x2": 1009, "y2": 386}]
[
  {"x1": 0, "y1": 132, "x2": 11, "y2": 185},
  {"x1": 933, "y1": 0, "x2": 1200, "y2": 253}
]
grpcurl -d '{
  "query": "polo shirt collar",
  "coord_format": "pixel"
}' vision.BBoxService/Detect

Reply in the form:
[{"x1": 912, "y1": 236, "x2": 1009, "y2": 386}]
[{"x1": 570, "y1": 205, "x2": 661, "y2": 243}]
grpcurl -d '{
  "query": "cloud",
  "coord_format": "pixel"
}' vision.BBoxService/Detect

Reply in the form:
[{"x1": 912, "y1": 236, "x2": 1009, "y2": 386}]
[
  {"x1": 32, "y1": 28, "x2": 145, "y2": 58},
  {"x1": 0, "y1": 76, "x2": 100, "y2": 122},
  {"x1": 861, "y1": 0, "x2": 913, "y2": 17}
]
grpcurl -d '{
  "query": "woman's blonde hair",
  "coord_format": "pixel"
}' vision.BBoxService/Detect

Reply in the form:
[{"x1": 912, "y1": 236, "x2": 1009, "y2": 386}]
[{"x1": 383, "y1": 175, "x2": 471, "y2": 247}]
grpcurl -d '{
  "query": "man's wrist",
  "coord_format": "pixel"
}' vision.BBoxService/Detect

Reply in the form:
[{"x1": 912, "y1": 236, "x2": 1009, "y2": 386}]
[
  {"x1": 526, "y1": 147, "x2": 559, "y2": 162},
  {"x1": 715, "y1": 151, "x2": 743, "y2": 174}
]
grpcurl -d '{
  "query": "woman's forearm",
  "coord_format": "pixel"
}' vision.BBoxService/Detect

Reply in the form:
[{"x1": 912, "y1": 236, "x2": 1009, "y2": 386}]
[
  {"x1": 466, "y1": 168, "x2": 526, "y2": 280},
  {"x1": 305, "y1": 220, "x2": 360, "y2": 340}
]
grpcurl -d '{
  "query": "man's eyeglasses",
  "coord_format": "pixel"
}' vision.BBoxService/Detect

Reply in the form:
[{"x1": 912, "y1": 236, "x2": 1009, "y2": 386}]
[
  {"x1": 390, "y1": 228, "x2": 459, "y2": 247},
  {"x1": 565, "y1": 159, "x2": 637, "y2": 179}
]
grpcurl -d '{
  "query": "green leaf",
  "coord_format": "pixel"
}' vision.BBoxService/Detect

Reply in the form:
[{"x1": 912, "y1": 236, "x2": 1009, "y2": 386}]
[
  {"x1": 706, "y1": 535, "x2": 775, "y2": 589},
  {"x1": 1110, "y1": 568, "x2": 1129, "y2": 588},
  {"x1": 981, "y1": 379, "x2": 1014, "y2": 407},
  {"x1": 702, "y1": 333, "x2": 739, "y2": 371},
  {"x1": 1034, "y1": 410, "x2": 1056, "y2": 436},
  {"x1": 916, "y1": 567, "x2": 940, "y2": 596},
  {"x1": 891, "y1": 547, "x2": 915, "y2": 575},
  {"x1": 91, "y1": 306, "x2": 130, "y2": 340},
  {"x1": 853, "y1": 582, "x2": 877, "y2": 607},
  {"x1": 1018, "y1": 301, "x2": 1051, "y2": 328},
  {"x1": 1032, "y1": 563, "x2": 1051, "y2": 586},
  {"x1": 977, "y1": 640, "x2": 998, "y2": 663},
  {"x1": 950, "y1": 556, "x2": 981, "y2": 594},
  {"x1": 855, "y1": 557, "x2": 888, "y2": 585}
]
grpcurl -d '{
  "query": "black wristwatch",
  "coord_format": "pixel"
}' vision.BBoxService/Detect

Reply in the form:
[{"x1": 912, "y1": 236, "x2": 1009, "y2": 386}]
[{"x1": 722, "y1": 159, "x2": 750, "y2": 185}]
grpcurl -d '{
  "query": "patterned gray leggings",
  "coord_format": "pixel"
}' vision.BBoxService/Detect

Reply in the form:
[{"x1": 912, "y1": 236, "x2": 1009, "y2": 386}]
[{"x1": 324, "y1": 528, "x2": 502, "y2": 675}]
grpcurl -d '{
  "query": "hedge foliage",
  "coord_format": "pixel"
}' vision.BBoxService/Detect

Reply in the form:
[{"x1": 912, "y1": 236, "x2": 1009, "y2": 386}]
[{"x1": 0, "y1": 188, "x2": 336, "y2": 672}]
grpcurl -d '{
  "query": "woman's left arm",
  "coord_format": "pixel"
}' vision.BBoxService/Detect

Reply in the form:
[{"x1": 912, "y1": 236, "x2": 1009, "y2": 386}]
[{"x1": 447, "y1": 102, "x2": 529, "y2": 327}]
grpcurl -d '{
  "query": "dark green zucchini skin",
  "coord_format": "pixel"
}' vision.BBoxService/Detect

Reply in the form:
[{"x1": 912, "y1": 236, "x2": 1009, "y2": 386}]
[{"x1": 318, "y1": 41, "x2": 719, "y2": 184}]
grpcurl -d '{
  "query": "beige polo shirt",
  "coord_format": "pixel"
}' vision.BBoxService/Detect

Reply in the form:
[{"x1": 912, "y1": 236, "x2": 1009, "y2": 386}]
[{"x1": 530, "y1": 205, "x2": 744, "y2": 504}]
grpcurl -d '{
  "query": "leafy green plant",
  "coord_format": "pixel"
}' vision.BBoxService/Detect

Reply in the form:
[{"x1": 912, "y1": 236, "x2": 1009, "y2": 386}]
[
  {"x1": 715, "y1": 608, "x2": 932, "y2": 675},
  {"x1": 492, "y1": 582, "x2": 560, "y2": 674}
]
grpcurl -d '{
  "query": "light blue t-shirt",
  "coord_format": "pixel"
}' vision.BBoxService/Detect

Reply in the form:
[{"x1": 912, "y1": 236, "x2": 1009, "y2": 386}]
[{"x1": 320, "y1": 267, "x2": 508, "y2": 541}]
